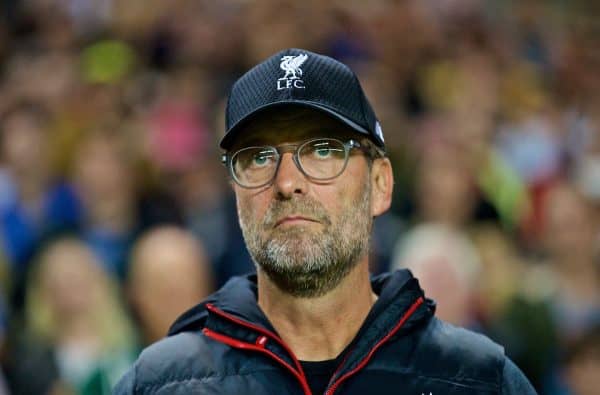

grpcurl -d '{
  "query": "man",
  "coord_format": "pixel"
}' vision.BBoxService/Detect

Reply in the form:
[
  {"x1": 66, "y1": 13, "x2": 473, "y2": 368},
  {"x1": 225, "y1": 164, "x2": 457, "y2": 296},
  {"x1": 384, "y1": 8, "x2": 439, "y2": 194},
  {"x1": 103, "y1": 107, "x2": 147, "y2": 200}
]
[
  {"x1": 115, "y1": 49, "x2": 537, "y2": 394},
  {"x1": 127, "y1": 226, "x2": 213, "y2": 345}
]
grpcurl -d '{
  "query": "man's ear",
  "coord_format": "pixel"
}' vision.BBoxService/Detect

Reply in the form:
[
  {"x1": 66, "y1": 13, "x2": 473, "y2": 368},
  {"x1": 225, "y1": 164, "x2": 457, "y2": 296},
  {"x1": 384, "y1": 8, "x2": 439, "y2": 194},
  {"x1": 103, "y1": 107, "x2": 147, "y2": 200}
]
[{"x1": 370, "y1": 157, "x2": 393, "y2": 217}]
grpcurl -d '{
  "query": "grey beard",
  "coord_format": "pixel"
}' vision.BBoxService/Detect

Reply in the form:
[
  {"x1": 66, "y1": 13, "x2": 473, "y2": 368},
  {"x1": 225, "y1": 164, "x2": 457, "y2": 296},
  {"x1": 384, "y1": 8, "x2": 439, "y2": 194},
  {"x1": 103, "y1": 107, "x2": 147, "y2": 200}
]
[{"x1": 238, "y1": 181, "x2": 372, "y2": 298}]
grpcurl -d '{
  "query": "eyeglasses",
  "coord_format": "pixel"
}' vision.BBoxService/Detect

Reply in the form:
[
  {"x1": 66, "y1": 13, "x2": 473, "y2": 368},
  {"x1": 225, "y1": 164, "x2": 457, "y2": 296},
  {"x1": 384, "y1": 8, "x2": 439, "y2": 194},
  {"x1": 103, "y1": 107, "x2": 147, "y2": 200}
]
[{"x1": 222, "y1": 138, "x2": 373, "y2": 189}]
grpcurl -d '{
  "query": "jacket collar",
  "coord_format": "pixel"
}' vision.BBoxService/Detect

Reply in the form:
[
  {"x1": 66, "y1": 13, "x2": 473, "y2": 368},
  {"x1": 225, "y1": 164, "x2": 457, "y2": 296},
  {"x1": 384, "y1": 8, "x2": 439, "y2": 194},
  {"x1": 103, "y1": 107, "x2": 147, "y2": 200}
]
[{"x1": 169, "y1": 269, "x2": 434, "y2": 341}]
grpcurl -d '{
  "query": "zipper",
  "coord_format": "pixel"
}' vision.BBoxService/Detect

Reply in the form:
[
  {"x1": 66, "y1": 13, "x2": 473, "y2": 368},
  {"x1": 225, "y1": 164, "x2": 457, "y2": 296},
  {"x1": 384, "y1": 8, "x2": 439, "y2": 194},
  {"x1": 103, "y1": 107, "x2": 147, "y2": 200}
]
[
  {"x1": 203, "y1": 328, "x2": 311, "y2": 395},
  {"x1": 325, "y1": 296, "x2": 425, "y2": 395},
  {"x1": 204, "y1": 303, "x2": 311, "y2": 395}
]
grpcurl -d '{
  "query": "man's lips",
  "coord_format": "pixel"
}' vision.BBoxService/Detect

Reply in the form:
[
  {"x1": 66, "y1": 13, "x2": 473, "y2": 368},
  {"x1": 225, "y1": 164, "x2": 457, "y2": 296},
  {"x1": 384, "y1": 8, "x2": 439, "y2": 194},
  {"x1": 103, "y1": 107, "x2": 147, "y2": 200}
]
[{"x1": 274, "y1": 216, "x2": 320, "y2": 227}]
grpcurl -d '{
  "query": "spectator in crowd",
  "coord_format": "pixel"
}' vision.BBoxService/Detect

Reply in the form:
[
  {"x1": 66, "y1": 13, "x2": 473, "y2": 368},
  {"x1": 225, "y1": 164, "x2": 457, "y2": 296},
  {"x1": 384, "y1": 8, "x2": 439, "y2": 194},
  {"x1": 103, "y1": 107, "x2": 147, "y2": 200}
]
[
  {"x1": 469, "y1": 225, "x2": 526, "y2": 322},
  {"x1": 0, "y1": 101, "x2": 81, "y2": 310},
  {"x1": 71, "y1": 127, "x2": 139, "y2": 281},
  {"x1": 5, "y1": 238, "x2": 136, "y2": 395},
  {"x1": 562, "y1": 326, "x2": 600, "y2": 395},
  {"x1": 392, "y1": 223, "x2": 482, "y2": 328},
  {"x1": 127, "y1": 226, "x2": 213, "y2": 345},
  {"x1": 542, "y1": 182, "x2": 600, "y2": 343}
]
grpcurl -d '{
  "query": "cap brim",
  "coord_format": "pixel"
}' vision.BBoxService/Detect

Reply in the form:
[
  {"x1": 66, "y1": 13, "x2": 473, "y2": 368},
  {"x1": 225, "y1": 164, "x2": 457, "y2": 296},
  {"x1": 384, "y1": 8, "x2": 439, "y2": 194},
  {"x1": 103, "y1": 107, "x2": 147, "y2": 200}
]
[{"x1": 219, "y1": 101, "x2": 371, "y2": 150}]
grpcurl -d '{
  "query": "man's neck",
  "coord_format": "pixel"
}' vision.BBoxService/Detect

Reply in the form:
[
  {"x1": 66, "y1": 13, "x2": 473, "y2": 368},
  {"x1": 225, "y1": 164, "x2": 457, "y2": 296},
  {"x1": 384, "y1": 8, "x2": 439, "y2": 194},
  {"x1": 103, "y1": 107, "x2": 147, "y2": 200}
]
[{"x1": 257, "y1": 260, "x2": 376, "y2": 362}]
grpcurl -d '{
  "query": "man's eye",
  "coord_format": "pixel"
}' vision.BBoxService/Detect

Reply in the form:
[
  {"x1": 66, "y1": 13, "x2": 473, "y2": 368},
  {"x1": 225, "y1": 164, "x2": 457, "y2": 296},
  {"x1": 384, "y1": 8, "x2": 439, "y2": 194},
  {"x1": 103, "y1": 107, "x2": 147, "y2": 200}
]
[
  {"x1": 315, "y1": 147, "x2": 333, "y2": 158},
  {"x1": 310, "y1": 142, "x2": 343, "y2": 159},
  {"x1": 251, "y1": 151, "x2": 275, "y2": 167}
]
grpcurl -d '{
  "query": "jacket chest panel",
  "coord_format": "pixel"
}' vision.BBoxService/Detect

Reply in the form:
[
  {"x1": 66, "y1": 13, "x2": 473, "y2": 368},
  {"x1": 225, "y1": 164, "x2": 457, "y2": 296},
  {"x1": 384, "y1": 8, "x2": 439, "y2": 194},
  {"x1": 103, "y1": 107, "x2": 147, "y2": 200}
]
[
  {"x1": 147, "y1": 371, "x2": 305, "y2": 395},
  {"x1": 329, "y1": 370, "x2": 500, "y2": 395},
  {"x1": 144, "y1": 373, "x2": 500, "y2": 395}
]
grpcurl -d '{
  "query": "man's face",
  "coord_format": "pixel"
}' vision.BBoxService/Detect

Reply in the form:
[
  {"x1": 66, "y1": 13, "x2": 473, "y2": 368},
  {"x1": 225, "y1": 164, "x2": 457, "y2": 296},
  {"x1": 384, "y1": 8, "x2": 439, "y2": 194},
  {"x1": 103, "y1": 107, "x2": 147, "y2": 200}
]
[{"x1": 232, "y1": 110, "x2": 375, "y2": 297}]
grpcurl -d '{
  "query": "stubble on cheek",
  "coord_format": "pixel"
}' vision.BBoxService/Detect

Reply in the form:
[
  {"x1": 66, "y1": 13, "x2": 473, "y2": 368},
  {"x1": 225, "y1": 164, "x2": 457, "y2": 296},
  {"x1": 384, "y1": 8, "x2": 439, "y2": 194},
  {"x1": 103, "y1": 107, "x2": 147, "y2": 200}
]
[{"x1": 238, "y1": 192, "x2": 330, "y2": 252}]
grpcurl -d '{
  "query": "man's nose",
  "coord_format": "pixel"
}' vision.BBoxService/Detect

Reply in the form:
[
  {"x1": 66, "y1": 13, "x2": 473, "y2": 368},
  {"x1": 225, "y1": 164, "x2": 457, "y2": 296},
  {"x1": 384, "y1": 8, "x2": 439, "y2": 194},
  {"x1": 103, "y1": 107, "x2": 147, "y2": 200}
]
[{"x1": 273, "y1": 152, "x2": 307, "y2": 198}]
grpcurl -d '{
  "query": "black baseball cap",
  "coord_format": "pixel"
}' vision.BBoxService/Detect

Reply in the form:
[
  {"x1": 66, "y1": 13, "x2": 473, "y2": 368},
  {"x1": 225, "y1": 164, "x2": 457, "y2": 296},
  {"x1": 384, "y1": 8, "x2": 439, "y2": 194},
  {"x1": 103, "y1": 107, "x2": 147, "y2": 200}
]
[{"x1": 220, "y1": 48, "x2": 385, "y2": 151}]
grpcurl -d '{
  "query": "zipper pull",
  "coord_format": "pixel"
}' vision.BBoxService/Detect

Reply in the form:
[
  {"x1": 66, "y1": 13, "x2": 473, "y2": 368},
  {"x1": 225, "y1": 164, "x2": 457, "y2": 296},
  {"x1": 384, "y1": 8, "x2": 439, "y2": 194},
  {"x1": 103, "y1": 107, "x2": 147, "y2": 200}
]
[{"x1": 255, "y1": 335, "x2": 268, "y2": 348}]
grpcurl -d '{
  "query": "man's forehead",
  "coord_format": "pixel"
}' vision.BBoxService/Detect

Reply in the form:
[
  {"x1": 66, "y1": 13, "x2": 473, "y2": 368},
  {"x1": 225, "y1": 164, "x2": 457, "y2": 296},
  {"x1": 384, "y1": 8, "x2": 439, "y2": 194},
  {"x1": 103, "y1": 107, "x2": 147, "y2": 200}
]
[{"x1": 229, "y1": 108, "x2": 357, "y2": 148}]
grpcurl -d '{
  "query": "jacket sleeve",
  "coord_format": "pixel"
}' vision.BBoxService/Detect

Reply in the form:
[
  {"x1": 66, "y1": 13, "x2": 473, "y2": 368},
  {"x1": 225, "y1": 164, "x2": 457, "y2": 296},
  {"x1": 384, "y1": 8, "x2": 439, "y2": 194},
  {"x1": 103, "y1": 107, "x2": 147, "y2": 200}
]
[
  {"x1": 501, "y1": 357, "x2": 538, "y2": 395},
  {"x1": 112, "y1": 364, "x2": 137, "y2": 395}
]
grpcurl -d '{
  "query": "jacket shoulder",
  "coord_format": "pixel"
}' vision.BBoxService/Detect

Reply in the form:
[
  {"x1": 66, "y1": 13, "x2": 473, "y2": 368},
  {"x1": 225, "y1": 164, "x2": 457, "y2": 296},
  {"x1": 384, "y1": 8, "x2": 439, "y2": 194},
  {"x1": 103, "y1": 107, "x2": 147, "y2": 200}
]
[
  {"x1": 410, "y1": 318, "x2": 505, "y2": 389},
  {"x1": 125, "y1": 332, "x2": 222, "y2": 393}
]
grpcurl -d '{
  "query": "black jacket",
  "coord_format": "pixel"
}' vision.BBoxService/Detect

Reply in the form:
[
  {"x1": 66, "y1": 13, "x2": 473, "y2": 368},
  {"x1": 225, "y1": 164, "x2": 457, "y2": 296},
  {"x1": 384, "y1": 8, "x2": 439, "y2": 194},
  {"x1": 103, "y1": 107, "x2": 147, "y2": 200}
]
[{"x1": 114, "y1": 270, "x2": 536, "y2": 394}]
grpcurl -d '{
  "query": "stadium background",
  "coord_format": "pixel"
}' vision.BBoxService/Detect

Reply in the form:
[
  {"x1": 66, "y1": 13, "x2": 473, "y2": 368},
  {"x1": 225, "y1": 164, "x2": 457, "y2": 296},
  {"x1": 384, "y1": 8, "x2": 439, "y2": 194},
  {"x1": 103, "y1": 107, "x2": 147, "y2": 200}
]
[{"x1": 0, "y1": 0, "x2": 598, "y2": 393}]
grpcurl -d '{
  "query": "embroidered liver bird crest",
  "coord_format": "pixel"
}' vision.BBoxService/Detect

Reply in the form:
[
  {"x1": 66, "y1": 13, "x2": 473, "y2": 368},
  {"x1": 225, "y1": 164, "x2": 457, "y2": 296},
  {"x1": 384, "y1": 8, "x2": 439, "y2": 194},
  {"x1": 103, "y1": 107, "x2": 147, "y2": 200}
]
[{"x1": 280, "y1": 54, "x2": 308, "y2": 80}]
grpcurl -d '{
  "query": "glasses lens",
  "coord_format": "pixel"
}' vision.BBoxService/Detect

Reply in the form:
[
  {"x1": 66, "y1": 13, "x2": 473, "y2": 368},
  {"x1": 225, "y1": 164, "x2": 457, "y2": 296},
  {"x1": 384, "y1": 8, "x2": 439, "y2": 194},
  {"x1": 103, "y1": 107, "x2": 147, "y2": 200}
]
[
  {"x1": 231, "y1": 146, "x2": 278, "y2": 187},
  {"x1": 298, "y1": 139, "x2": 347, "y2": 179}
]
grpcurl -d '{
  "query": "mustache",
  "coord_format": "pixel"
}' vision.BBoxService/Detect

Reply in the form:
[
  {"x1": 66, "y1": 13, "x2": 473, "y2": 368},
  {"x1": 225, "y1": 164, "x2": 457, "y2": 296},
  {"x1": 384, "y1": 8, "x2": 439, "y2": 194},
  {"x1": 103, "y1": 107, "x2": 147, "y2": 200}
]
[{"x1": 263, "y1": 197, "x2": 332, "y2": 228}]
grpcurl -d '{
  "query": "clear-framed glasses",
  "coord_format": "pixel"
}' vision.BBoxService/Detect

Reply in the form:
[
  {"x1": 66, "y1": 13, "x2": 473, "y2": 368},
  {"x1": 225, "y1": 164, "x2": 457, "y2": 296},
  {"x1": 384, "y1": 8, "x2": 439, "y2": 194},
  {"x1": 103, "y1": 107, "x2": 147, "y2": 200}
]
[{"x1": 222, "y1": 138, "x2": 372, "y2": 189}]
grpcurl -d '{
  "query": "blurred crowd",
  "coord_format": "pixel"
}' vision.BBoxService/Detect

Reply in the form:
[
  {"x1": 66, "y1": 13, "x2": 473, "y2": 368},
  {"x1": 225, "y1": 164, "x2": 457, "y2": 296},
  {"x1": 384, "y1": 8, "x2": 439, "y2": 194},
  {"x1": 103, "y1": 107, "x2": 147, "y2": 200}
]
[{"x1": 0, "y1": 0, "x2": 598, "y2": 394}]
